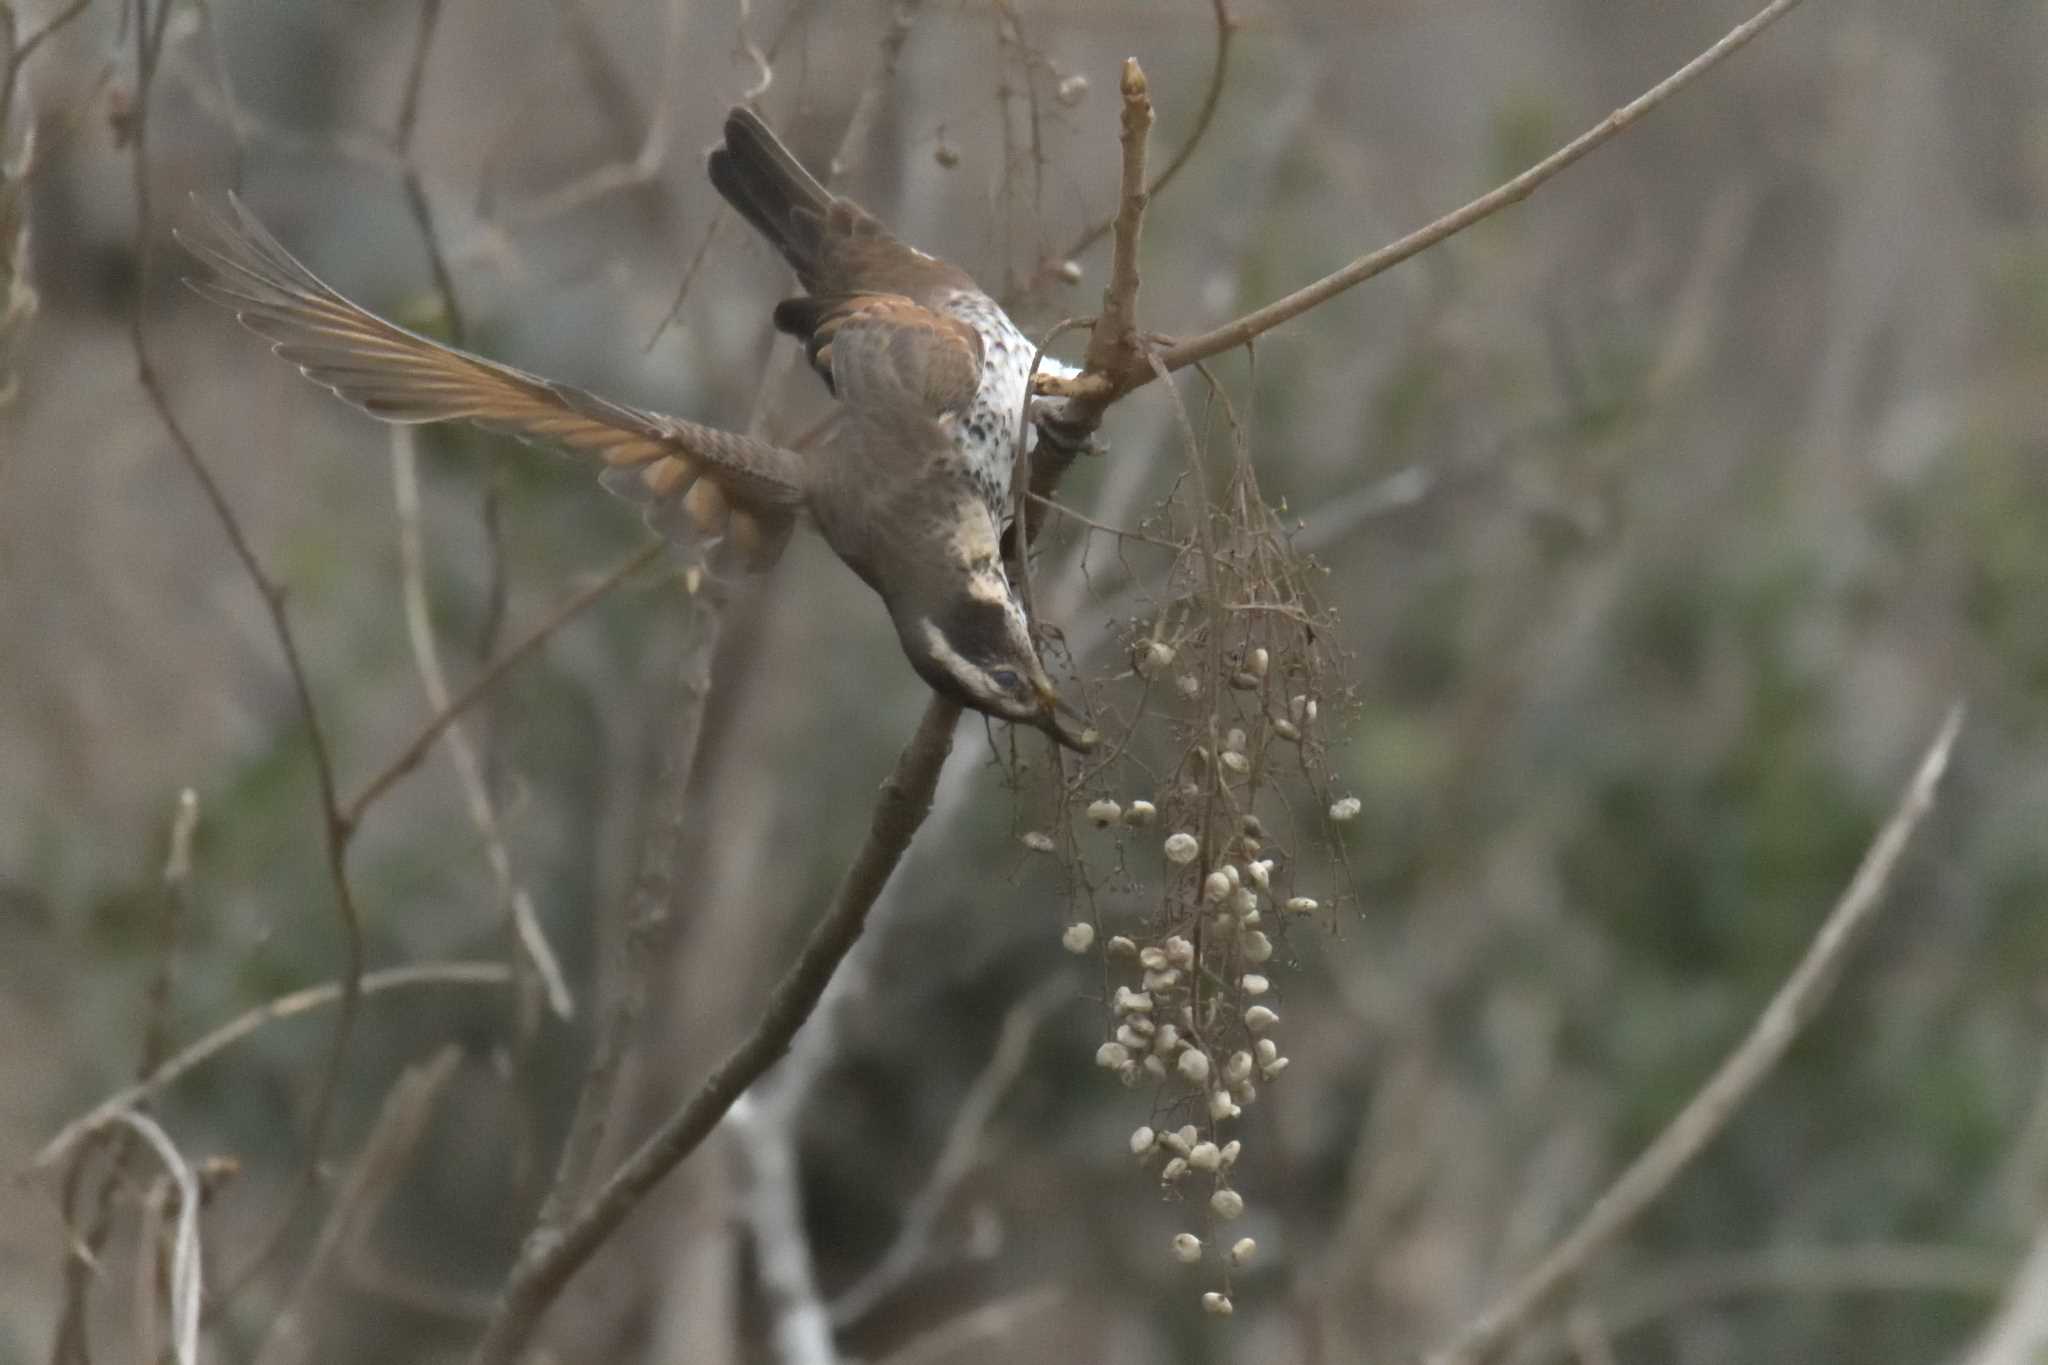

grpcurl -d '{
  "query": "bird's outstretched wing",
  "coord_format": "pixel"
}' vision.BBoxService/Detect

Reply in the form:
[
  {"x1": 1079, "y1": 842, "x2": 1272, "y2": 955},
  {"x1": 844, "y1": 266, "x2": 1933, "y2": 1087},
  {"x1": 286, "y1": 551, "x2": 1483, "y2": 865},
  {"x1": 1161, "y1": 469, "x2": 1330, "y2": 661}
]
[{"x1": 179, "y1": 194, "x2": 806, "y2": 564}]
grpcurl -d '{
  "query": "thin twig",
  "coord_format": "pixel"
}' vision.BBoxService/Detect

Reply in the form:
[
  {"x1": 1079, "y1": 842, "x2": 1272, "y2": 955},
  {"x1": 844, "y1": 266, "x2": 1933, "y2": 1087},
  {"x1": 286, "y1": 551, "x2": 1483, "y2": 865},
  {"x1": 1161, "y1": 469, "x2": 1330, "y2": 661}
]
[
  {"x1": 1422, "y1": 703, "x2": 1965, "y2": 1365},
  {"x1": 468, "y1": 696, "x2": 961, "y2": 1365},
  {"x1": 31, "y1": 962, "x2": 512, "y2": 1170},
  {"x1": 124, "y1": 0, "x2": 367, "y2": 1295},
  {"x1": 731, "y1": 1094, "x2": 837, "y2": 1365},
  {"x1": 0, "y1": 0, "x2": 89, "y2": 117},
  {"x1": 1036, "y1": 0, "x2": 1816, "y2": 424},
  {"x1": 530, "y1": 589, "x2": 726, "y2": 1227},
  {"x1": 390, "y1": 429, "x2": 574, "y2": 1019},
  {"x1": 255, "y1": 1046, "x2": 463, "y2": 1365},
  {"x1": 1533, "y1": 1242, "x2": 2014, "y2": 1364},
  {"x1": 1052, "y1": 0, "x2": 1232, "y2": 270},
  {"x1": 830, "y1": 978, "x2": 1064, "y2": 1327},
  {"x1": 643, "y1": 207, "x2": 725, "y2": 351},
  {"x1": 869, "y1": 1286, "x2": 1066, "y2": 1365},
  {"x1": 103, "y1": 1111, "x2": 202, "y2": 1365},
  {"x1": 46, "y1": 788, "x2": 202, "y2": 1365},
  {"x1": 1028, "y1": 59, "x2": 1154, "y2": 516},
  {"x1": 826, "y1": 0, "x2": 924, "y2": 184},
  {"x1": 1154, "y1": 0, "x2": 1813, "y2": 376},
  {"x1": 344, "y1": 540, "x2": 664, "y2": 824},
  {"x1": 493, "y1": 0, "x2": 690, "y2": 228}
]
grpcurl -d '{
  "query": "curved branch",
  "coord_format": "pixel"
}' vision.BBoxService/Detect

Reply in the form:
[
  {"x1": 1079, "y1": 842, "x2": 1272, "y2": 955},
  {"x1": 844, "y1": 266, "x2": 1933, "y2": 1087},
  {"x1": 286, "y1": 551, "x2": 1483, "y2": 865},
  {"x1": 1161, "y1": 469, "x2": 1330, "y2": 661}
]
[{"x1": 32, "y1": 962, "x2": 512, "y2": 1171}]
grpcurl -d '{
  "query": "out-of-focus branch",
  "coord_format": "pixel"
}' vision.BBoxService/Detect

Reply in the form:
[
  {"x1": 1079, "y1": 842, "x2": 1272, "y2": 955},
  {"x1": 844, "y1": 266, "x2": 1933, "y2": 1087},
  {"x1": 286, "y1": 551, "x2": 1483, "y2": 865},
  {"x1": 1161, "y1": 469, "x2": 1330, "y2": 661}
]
[
  {"x1": 1423, "y1": 704, "x2": 1964, "y2": 1365},
  {"x1": 468, "y1": 696, "x2": 961, "y2": 1365},
  {"x1": 830, "y1": 979, "x2": 1063, "y2": 1327},
  {"x1": 1049, "y1": 0, "x2": 1232, "y2": 273},
  {"x1": 827, "y1": 0, "x2": 923, "y2": 183},
  {"x1": 48, "y1": 788, "x2": 202, "y2": 1365},
  {"x1": 730, "y1": 1093, "x2": 837, "y2": 1365},
  {"x1": 255, "y1": 1046, "x2": 462, "y2": 1365},
  {"x1": 123, "y1": 0, "x2": 367, "y2": 1296},
  {"x1": 31, "y1": 962, "x2": 512, "y2": 1170},
  {"x1": 1960, "y1": 1229, "x2": 2048, "y2": 1365},
  {"x1": 1530, "y1": 1242, "x2": 2014, "y2": 1364},
  {"x1": 494, "y1": 0, "x2": 690, "y2": 227},
  {"x1": 103, "y1": 1111, "x2": 203, "y2": 1365},
  {"x1": 390, "y1": 430, "x2": 573, "y2": 1019},
  {"x1": 530, "y1": 590, "x2": 726, "y2": 1231},
  {"x1": 344, "y1": 540, "x2": 663, "y2": 823},
  {"x1": 869, "y1": 1286, "x2": 1066, "y2": 1365},
  {"x1": 0, "y1": 0, "x2": 90, "y2": 116}
]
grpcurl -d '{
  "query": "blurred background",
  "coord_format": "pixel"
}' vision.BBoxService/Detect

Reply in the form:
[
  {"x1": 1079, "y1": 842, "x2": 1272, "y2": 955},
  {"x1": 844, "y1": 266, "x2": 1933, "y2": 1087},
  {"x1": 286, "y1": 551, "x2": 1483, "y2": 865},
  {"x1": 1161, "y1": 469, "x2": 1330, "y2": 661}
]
[{"x1": 4, "y1": 0, "x2": 2047, "y2": 1361}]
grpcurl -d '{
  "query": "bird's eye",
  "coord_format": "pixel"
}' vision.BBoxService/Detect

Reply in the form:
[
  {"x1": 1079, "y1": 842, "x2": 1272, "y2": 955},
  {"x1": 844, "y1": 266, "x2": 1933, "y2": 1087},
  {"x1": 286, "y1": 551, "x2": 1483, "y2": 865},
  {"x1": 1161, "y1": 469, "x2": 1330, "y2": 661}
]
[{"x1": 990, "y1": 668, "x2": 1023, "y2": 692}]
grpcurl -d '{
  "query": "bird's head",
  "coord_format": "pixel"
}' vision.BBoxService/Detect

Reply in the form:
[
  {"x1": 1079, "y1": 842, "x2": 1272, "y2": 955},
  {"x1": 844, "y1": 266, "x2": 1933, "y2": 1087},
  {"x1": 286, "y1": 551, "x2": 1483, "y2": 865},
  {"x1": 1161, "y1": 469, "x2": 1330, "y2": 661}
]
[{"x1": 898, "y1": 580, "x2": 1095, "y2": 752}]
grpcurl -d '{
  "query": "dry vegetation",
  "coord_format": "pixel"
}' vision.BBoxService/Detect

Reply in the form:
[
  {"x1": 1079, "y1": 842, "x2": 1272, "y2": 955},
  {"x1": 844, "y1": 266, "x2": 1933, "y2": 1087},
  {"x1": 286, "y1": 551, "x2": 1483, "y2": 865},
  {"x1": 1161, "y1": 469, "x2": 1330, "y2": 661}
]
[{"x1": 4, "y1": 0, "x2": 2047, "y2": 1363}]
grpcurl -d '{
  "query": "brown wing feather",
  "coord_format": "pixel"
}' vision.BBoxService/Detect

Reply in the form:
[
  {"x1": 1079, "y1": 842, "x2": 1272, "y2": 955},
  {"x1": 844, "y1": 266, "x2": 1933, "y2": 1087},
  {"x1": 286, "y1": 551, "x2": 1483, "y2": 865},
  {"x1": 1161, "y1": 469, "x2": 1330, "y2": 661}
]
[
  {"x1": 774, "y1": 292, "x2": 983, "y2": 421},
  {"x1": 179, "y1": 195, "x2": 805, "y2": 563}
]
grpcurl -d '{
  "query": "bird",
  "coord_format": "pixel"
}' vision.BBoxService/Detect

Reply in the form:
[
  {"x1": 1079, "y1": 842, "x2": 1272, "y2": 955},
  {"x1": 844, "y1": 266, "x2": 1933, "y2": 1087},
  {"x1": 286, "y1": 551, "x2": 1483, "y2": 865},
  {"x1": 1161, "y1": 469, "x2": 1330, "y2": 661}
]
[{"x1": 179, "y1": 107, "x2": 1095, "y2": 750}]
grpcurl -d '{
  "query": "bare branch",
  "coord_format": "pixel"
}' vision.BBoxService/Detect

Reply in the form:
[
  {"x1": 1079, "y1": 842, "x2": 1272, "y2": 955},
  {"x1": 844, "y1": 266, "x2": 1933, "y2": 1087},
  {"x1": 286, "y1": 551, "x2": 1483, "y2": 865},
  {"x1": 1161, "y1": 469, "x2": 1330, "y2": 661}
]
[
  {"x1": 31, "y1": 962, "x2": 512, "y2": 1170},
  {"x1": 1082, "y1": 57, "x2": 1153, "y2": 384},
  {"x1": 530, "y1": 589, "x2": 726, "y2": 1228},
  {"x1": 1535, "y1": 1242, "x2": 2014, "y2": 1363},
  {"x1": 831, "y1": 979, "x2": 1063, "y2": 1327},
  {"x1": 1960, "y1": 1230, "x2": 2048, "y2": 1365},
  {"x1": 468, "y1": 696, "x2": 961, "y2": 1365},
  {"x1": 344, "y1": 540, "x2": 664, "y2": 824},
  {"x1": 730, "y1": 1094, "x2": 837, "y2": 1365},
  {"x1": 1155, "y1": 0, "x2": 1814, "y2": 375},
  {"x1": 256, "y1": 1047, "x2": 463, "y2": 1365},
  {"x1": 869, "y1": 1286, "x2": 1066, "y2": 1365},
  {"x1": 1051, "y1": 0, "x2": 1233, "y2": 272},
  {"x1": 123, "y1": 0, "x2": 366, "y2": 1294},
  {"x1": 101, "y1": 1111, "x2": 202, "y2": 1365},
  {"x1": 1034, "y1": 0, "x2": 1817, "y2": 438},
  {"x1": 389, "y1": 429, "x2": 573, "y2": 1019},
  {"x1": 1423, "y1": 703, "x2": 1965, "y2": 1365},
  {"x1": 492, "y1": 0, "x2": 690, "y2": 228}
]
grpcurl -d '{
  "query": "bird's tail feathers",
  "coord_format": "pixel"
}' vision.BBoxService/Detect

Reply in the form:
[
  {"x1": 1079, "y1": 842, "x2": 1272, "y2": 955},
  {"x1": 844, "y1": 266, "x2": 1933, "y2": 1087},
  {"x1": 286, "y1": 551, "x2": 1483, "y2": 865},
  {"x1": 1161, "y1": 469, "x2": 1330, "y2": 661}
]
[{"x1": 708, "y1": 107, "x2": 836, "y2": 289}]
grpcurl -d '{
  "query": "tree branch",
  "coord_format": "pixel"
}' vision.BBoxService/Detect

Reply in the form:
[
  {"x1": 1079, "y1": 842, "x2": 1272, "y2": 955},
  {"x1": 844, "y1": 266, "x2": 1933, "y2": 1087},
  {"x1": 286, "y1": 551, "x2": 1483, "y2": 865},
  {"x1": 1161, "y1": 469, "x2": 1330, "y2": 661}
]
[
  {"x1": 467, "y1": 696, "x2": 962, "y2": 1365},
  {"x1": 1038, "y1": 0, "x2": 1817, "y2": 423},
  {"x1": 389, "y1": 429, "x2": 573, "y2": 1020},
  {"x1": 31, "y1": 962, "x2": 512, "y2": 1171},
  {"x1": 344, "y1": 540, "x2": 663, "y2": 824}
]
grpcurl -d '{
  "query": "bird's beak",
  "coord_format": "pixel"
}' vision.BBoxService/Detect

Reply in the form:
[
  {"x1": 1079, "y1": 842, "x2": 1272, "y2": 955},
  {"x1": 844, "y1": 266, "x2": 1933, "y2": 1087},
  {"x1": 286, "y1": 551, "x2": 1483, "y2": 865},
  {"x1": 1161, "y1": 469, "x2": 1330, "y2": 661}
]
[{"x1": 1035, "y1": 681, "x2": 1098, "y2": 752}]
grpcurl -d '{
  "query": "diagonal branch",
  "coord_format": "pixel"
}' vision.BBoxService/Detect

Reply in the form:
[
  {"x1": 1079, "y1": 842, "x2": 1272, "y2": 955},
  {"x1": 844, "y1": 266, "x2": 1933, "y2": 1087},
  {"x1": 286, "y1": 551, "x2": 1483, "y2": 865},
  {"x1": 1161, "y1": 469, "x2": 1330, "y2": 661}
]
[
  {"x1": 1422, "y1": 703, "x2": 1965, "y2": 1365},
  {"x1": 1038, "y1": 0, "x2": 1818, "y2": 423},
  {"x1": 467, "y1": 696, "x2": 961, "y2": 1365},
  {"x1": 344, "y1": 540, "x2": 663, "y2": 824}
]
